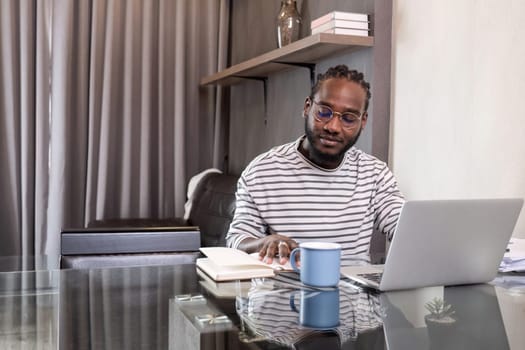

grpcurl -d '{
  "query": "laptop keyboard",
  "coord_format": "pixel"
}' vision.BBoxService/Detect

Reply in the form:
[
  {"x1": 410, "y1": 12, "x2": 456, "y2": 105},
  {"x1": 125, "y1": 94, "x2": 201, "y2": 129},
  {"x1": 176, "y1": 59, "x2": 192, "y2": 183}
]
[{"x1": 357, "y1": 272, "x2": 383, "y2": 284}]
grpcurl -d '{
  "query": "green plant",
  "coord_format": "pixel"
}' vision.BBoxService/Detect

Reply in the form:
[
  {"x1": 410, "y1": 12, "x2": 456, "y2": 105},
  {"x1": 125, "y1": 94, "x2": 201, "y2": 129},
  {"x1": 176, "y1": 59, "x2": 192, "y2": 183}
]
[{"x1": 425, "y1": 297, "x2": 456, "y2": 322}]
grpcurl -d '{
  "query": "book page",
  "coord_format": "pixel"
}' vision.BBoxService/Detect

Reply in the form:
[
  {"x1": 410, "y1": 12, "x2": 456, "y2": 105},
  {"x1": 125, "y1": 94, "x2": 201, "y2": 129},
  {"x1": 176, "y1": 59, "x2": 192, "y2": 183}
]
[
  {"x1": 199, "y1": 247, "x2": 292, "y2": 271},
  {"x1": 200, "y1": 247, "x2": 269, "y2": 267}
]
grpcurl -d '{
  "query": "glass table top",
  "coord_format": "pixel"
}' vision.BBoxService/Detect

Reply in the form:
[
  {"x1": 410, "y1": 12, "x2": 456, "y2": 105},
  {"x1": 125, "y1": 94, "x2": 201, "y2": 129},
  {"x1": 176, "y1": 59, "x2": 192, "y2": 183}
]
[
  {"x1": 0, "y1": 255, "x2": 59, "y2": 273},
  {"x1": 0, "y1": 264, "x2": 524, "y2": 349}
]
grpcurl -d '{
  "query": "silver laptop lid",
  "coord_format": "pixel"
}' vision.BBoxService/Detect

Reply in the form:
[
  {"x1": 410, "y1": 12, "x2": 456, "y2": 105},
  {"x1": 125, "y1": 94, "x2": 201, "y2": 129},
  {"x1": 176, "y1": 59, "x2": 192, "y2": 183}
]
[{"x1": 380, "y1": 198, "x2": 523, "y2": 291}]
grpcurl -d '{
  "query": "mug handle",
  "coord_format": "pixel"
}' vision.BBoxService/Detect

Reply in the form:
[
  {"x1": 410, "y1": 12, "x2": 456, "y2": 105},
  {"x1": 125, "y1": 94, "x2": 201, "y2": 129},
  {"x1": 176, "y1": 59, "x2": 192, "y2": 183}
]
[
  {"x1": 289, "y1": 290, "x2": 323, "y2": 312},
  {"x1": 289, "y1": 248, "x2": 300, "y2": 273}
]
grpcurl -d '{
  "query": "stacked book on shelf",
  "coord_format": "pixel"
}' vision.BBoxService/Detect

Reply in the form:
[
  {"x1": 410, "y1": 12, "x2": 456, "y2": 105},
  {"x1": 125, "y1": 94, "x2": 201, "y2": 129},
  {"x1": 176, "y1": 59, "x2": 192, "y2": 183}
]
[{"x1": 311, "y1": 11, "x2": 370, "y2": 37}]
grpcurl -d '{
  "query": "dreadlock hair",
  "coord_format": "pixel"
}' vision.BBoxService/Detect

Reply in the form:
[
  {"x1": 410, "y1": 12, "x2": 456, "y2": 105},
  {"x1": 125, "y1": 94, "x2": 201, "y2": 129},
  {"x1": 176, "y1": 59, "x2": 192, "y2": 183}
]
[{"x1": 310, "y1": 65, "x2": 371, "y2": 111}]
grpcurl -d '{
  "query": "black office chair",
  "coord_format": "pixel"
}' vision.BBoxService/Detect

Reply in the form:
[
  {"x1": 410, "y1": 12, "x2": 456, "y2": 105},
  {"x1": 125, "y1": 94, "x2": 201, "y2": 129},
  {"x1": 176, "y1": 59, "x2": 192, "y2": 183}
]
[{"x1": 60, "y1": 172, "x2": 239, "y2": 269}]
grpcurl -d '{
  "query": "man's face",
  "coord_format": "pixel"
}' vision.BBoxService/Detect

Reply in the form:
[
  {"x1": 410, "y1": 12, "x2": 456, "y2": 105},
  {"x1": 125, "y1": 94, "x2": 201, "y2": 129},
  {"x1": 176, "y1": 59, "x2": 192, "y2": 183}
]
[{"x1": 301, "y1": 78, "x2": 368, "y2": 168}]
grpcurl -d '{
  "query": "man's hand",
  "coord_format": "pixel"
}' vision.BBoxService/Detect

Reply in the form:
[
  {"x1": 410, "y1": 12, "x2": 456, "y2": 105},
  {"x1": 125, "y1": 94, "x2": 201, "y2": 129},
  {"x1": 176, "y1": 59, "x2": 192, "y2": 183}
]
[{"x1": 257, "y1": 234, "x2": 298, "y2": 265}]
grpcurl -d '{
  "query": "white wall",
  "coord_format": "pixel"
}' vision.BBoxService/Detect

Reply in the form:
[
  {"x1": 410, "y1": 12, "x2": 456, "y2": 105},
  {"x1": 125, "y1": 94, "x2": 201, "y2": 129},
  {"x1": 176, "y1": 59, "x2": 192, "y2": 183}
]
[{"x1": 391, "y1": 0, "x2": 525, "y2": 237}]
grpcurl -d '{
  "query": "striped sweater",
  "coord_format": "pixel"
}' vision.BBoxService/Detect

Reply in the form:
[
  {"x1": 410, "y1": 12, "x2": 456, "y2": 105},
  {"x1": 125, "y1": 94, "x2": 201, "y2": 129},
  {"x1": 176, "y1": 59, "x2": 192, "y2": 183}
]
[{"x1": 226, "y1": 136, "x2": 405, "y2": 265}]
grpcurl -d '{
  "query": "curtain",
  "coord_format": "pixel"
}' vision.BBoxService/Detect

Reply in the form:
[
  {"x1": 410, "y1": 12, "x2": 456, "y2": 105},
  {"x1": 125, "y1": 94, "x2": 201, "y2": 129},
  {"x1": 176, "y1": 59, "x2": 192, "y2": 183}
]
[{"x1": 0, "y1": 0, "x2": 229, "y2": 268}]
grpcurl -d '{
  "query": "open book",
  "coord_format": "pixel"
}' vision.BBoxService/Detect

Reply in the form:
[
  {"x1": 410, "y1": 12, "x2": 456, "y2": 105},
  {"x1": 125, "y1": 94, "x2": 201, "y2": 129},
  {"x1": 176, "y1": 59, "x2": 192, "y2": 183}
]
[{"x1": 197, "y1": 247, "x2": 293, "y2": 281}]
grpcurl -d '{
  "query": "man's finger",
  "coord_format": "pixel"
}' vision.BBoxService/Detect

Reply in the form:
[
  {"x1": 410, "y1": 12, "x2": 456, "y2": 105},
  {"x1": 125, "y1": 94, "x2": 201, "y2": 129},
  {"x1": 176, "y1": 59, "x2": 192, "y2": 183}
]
[
  {"x1": 278, "y1": 240, "x2": 290, "y2": 255},
  {"x1": 264, "y1": 240, "x2": 279, "y2": 264},
  {"x1": 277, "y1": 240, "x2": 292, "y2": 265}
]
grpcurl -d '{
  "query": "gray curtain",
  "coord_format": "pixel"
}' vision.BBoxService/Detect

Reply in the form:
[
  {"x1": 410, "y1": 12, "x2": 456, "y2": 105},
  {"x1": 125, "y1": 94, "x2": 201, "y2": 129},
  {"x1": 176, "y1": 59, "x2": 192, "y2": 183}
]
[{"x1": 0, "y1": 0, "x2": 229, "y2": 268}]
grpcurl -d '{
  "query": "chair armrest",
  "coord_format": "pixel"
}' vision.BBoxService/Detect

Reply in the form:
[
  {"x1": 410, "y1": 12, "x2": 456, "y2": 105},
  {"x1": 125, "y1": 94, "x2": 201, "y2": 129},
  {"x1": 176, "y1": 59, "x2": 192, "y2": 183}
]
[
  {"x1": 60, "y1": 252, "x2": 201, "y2": 269},
  {"x1": 61, "y1": 227, "x2": 200, "y2": 255}
]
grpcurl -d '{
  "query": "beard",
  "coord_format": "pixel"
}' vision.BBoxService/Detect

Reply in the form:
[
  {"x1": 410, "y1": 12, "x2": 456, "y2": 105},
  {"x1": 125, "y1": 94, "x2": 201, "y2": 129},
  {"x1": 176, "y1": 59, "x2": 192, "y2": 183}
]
[{"x1": 304, "y1": 119, "x2": 362, "y2": 166}]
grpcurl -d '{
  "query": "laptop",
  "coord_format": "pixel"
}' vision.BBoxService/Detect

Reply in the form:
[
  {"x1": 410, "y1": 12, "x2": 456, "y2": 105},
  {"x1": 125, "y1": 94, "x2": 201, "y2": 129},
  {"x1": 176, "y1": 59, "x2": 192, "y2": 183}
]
[{"x1": 341, "y1": 198, "x2": 523, "y2": 291}]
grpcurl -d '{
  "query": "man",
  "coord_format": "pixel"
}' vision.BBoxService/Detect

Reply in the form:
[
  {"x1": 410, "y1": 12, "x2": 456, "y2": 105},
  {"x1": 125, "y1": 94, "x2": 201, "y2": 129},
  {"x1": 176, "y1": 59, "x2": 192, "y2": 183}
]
[{"x1": 226, "y1": 65, "x2": 404, "y2": 266}]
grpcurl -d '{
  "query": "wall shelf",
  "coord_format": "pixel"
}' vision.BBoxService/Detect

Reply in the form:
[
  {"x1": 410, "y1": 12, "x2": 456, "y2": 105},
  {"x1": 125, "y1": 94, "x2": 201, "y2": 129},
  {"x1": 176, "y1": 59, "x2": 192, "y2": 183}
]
[{"x1": 200, "y1": 33, "x2": 374, "y2": 87}]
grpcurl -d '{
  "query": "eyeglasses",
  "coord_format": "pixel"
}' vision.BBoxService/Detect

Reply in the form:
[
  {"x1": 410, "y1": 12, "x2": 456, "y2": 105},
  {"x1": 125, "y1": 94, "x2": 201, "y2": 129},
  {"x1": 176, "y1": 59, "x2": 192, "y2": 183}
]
[{"x1": 311, "y1": 100, "x2": 363, "y2": 129}]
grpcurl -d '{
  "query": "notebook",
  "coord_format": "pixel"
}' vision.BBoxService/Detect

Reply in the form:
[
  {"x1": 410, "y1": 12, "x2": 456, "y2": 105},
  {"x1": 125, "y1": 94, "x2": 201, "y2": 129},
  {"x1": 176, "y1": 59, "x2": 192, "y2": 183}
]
[
  {"x1": 341, "y1": 198, "x2": 523, "y2": 291},
  {"x1": 196, "y1": 267, "x2": 253, "y2": 298}
]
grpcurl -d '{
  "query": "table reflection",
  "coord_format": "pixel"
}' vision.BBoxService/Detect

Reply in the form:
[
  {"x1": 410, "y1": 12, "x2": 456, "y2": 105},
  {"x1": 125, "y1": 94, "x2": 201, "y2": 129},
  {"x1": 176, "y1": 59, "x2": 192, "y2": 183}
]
[
  {"x1": 0, "y1": 269, "x2": 59, "y2": 348},
  {"x1": 59, "y1": 265, "x2": 199, "y2": 349},
  {"x1": 380, "y1": 284, "x2": 511, "y2": 350},
  {"x1": 233, "y1": 273, "x2": 384, "y2": 349}
]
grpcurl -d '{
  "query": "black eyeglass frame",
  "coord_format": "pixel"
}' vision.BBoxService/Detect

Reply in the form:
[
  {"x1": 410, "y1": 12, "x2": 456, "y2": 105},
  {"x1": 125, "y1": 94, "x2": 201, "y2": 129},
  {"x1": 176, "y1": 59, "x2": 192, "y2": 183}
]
[{"x1": 310, "y1": 99, "x2": 364, "y2": 129}]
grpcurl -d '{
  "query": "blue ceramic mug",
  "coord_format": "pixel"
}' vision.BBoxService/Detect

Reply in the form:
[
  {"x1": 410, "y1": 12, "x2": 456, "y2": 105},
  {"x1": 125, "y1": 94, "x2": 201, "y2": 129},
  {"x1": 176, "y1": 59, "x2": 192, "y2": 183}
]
[
  {"x1": 289, "y1": 242, "x2": 342, "y2": 287},
  {"x1": 289, "y1": 288, "x2": 340, "y2": 329}
]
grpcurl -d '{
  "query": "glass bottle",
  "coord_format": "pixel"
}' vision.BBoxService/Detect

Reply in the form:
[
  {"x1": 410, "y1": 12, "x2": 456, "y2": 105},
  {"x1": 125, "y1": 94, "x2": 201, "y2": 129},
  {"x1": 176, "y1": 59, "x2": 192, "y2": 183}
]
[{"x1": 276, "y1": 0, "x2": 302, "y2": 48}]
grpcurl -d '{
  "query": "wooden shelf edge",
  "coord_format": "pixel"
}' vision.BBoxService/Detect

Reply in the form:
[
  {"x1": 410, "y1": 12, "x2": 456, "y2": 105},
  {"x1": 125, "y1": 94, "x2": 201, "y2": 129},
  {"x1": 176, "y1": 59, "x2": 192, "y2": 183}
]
[{"x1": 200, "y1": 33, "x2": 374, "y2": 87}]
